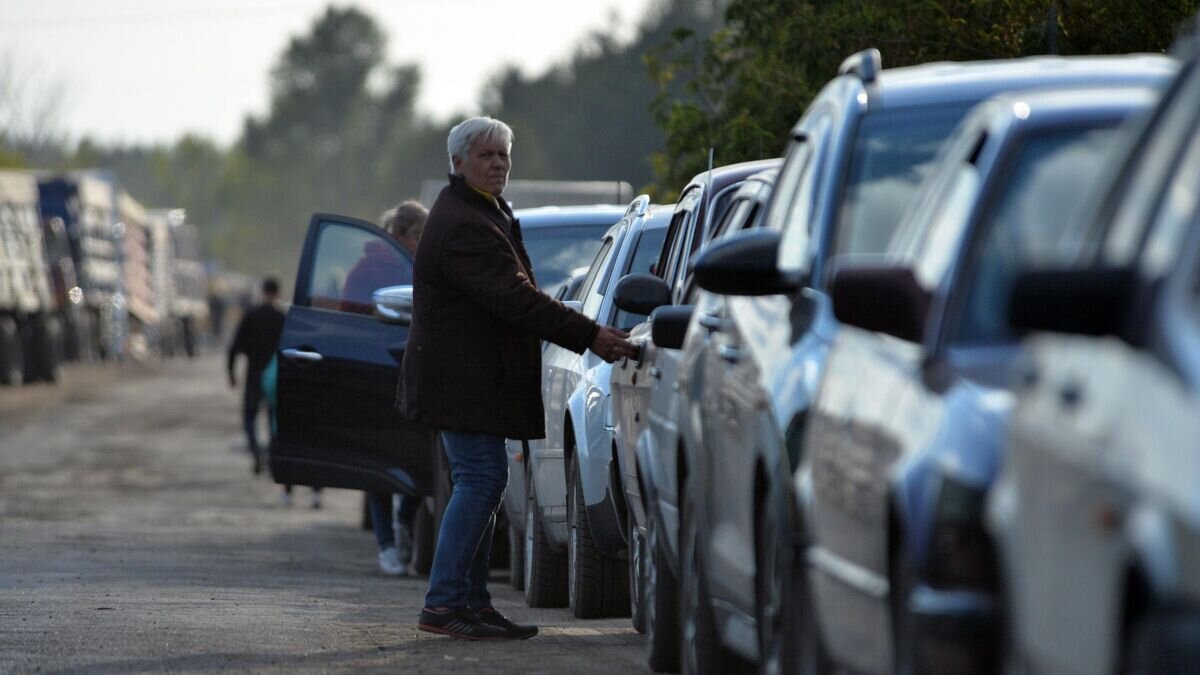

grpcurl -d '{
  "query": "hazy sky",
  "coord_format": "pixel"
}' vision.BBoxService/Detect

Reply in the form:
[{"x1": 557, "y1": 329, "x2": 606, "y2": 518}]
[{"x1": 1, "y1": 0, "x2": 657, "y2": 146}]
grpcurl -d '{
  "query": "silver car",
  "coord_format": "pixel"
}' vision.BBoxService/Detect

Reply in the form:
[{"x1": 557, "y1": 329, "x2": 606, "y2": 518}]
[{"x1": 521, "y1": 196, "x2": 671, "y2": 613}]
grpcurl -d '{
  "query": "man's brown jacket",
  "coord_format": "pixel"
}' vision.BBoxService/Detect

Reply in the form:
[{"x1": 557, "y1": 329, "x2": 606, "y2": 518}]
[{"x1": 396, "y1": 175, "x2": 599, "y2": 439}]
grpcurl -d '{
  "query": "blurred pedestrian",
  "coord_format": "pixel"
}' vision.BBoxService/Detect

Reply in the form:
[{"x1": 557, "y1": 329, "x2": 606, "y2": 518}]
[
  {"x1": 349, "y1": 201, "x2": 428, "y2": 575},
  {"x1": 397, "y1": 116, "x2": 636, "y2": 640},
  {"x1": 226, "y1": 276, "x2": 284, "y2": 475}
]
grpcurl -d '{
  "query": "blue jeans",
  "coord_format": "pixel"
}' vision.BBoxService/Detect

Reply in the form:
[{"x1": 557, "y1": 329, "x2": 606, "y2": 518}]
[
  {"x1": 369, "y1": 492, "x2": 420, "y2": 550},
  {"x1": 424, "y1": 431, "x2": 507, "y2": 610}
]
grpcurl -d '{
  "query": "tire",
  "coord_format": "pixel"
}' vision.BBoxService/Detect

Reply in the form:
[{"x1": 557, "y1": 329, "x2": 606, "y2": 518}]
[
  {"x1": 630, "y1": 508, "x2": 647, "y2": 633},
  {"x1": 646, "y1": 503, "x2": 681, "y2": 672},
  {"x1": 523, "y1": 460, "x2": 568, "y2": 608},
  {"x1": 757, "y1": 492, "x2": 800, "y2": 675},
  {"x1": 680, "y1": 491, "x2": 754, "y2": 675},
  {"x1": 0, "y1": 317, "x2": 25, "y2": 386},
  {"x1": 1125, "y1": 607, "x2": 1200, "y2": 675},
  {"x1": 411, "y1": 499, "x2": 436, "y2": 575},
  {"x1": 567, "y1": 452, "x2": 630, "y2": 619},
  {"x1": 30, "y1": 315, "x2": 62, "y2": 383},
  {"x1": 509, "y1": 522, "x2": 526, "y2": 590}
]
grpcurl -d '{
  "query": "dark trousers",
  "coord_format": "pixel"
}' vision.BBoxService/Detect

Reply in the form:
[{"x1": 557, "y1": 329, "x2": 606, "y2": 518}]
[
  {"x1": 369, "y1": 493, "x2": 420, "y2": 550},
  {"x1": 242, "y1": 369, "x2": 269, "y2": 455},
  {"x1": 424, "y1": 431, "x2": 507, "y2": 609}
]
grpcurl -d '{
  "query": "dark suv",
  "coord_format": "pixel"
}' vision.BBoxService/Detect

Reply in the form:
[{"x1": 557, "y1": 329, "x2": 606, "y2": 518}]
[{"x1": 686, "y1": 49, "x2": 1175, "y2": 674}]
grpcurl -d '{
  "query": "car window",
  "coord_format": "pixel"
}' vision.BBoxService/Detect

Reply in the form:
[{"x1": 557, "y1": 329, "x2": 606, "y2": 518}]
[
  {"x1": 836, "y1": 103, "x2": 973, "y2": 258},
  {"x1": 307, "y1": 221, "x2": 412, "y2": 314},
  {"x1": 777, "y1": 112, "x2": 832, "y2": 275},
  {"x1": 711, "y1": 197, "x2": 752, "y2": 240},
  {"x1": 1141, "y1": 115, "x2": 1200, "y2": 279},
  {"x1": 576, "y1": 237, "x2": 613, "y2": 312},
  {"x1": 521, "y1": 224, "x2": 609, "y2": 296},
  {"x1": 661, "y1": 188, "x2": 702, "y2": 285},
  {"x1": 950, "y1": 124, "x2": 1122, "y2": 343},
  {"x1": 1099, "y1": 67, "x2": 1200, "y2": 267},
  {"x1": 582, "y1": 236, "x2": 619, "y2": 319},
  {"x1": 613, "y1": 226, "x2": 669, "y2": 330},
  {"x1": 912, "y1": 162, "x2": 982, "y2": 289}
]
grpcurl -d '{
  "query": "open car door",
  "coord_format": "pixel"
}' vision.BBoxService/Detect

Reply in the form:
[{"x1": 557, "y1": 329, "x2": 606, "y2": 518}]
[{"x1": 270, "y1": 212, "x2": 433, "y2": 497}]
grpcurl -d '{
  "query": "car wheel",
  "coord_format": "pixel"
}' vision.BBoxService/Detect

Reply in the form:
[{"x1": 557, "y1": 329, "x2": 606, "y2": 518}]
[
  {"x1": 1125, "y1": 606, "x2": 1200, "y2": 675},
  {"x1": 630, "y1": 508, "x2": 647, "y2": 633},
  {"x1": 0, "y1": 317, "x2": 25, "y2": 386},
  {"x1": 567, "y1": 451, "x2": 630, "y2": 618},
  {"x1": 680, "y1": 490, "x2": 753, "y2": 675},
  {"x1": 645, "y1": 502, "x2": 681, "y2": 672},
  {"x1": 523, "y1": 460, "x2": 568, "y2": 608},
  {"x1": 757, "y1": 490, "x2": 800, "y2": 675},
  {"x1": 509, "y1": 521, "x2": 525, "y2": 590}
]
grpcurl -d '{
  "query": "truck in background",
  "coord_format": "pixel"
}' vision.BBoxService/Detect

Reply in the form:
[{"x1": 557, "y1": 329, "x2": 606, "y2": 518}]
[
  {"x1": 147, "y1": 208, "x2": 208, "y2": 357},
  {"x1": 38, "y1": 173, "x2": 124, "y2": 363},
  {"x1": 0, "y1": 170, "x2": 62, "y2": 384}
]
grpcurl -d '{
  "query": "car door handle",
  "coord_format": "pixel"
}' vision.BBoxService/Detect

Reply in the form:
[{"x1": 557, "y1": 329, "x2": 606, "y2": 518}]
[
  {"x1": 718, "y1": 344, "x2": 743, "y2": 363},
  {"x1": 698, "y1": 313, "x2": 722, "y2": 332},
  {"x1": 281, "y1": 348, "x2": 323, "y2": 363}
]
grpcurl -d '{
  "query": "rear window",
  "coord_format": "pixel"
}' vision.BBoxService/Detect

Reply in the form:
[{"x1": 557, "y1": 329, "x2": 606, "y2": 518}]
[
  {"x1": 522, "y1": 224, "x2": 610, "y2": 296},
  {"x1": 836, "y1": 104, "x2": 972, "y2": 256}
]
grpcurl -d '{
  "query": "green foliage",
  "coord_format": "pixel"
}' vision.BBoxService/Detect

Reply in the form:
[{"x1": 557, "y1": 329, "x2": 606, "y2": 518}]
[{"x1": 648, "y1": 0, "x2": 1200, "y2": 199}]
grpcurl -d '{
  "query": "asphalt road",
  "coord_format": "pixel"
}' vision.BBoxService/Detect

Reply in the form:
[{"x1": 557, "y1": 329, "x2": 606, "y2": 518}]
[{"x1": 0, "y1": 354, "x2": 646, "y2": 674}]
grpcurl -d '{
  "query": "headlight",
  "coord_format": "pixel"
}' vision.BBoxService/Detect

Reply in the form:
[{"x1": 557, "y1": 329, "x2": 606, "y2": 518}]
[{"x1": 926, "y1": 476, "x2": 999, "y2": 591}]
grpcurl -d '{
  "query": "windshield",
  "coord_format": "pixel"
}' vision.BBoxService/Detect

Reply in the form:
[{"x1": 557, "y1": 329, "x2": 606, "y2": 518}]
[
  {"x1": 836, "y1": 104, "x2": 972, "y2": 256},
  {"x1": 522, "y1": 224, "x2": 610, "y2": 296}
]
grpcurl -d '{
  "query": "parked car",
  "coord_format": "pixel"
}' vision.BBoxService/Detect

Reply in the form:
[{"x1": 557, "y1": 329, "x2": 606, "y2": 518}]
[
  {"x1": 990, "y1": 45, "x2": 1200, "y2": 674},
  {"x1": 609, "y1": 157, "x2": 780, "y2": 670},
  {"x1": 270, "y1": 204, "x2": 621, "y2": 573},
  {"x1": 518, "y1": 196, "x2": 670, "y2": 614},
  {"x1": 686, "y1": 49, "x2": 1176, "y2": 675}
]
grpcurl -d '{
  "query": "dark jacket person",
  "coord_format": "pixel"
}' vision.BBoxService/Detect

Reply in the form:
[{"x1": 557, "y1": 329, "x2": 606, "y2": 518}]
[{"x1": 400, "y1": 116, "x2": 634, "y2": 641}]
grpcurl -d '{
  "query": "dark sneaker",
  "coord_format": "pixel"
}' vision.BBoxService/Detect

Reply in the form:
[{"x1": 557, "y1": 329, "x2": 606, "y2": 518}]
[
  {"x1": 418, "y1": 607, "x2": 509, "y2": 640},
  {"x1": 476, "y1": 607, "x2": 538, "y2": 640}
]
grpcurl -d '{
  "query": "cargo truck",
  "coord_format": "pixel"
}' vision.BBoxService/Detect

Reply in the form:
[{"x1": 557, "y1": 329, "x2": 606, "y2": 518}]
[{"x1": 0, "y1": 170, "x2": 61, "y2": 384}]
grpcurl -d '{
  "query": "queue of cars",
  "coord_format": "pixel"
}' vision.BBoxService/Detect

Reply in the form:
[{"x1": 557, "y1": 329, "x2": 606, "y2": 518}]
[{"x1": 271, "y1": 37, "x2": 1200, "y2": 675}]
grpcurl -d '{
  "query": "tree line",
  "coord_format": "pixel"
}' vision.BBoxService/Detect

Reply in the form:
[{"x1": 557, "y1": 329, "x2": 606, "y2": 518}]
[{"x1": 1, "y1": 1, "x2": 1195, "y2": 279}]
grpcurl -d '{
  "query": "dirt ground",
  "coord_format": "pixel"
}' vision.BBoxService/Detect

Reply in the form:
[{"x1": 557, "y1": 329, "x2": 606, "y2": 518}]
[{"x1": 0, "y1": 354, "x2": 647, "y2": 674}]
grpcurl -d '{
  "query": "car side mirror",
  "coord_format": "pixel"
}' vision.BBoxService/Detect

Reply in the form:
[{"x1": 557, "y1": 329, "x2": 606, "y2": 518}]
[
  {"x1": 614, "y1": 273, "x2": 671, "y2": 316},
  {"x1": 1008, "y1": 267, "x2": 1133, "y2": 337},
  {"x1": 693, "y1": 229, "x2": 798, "y2": 296},
  {"x1": 650, "y1": 304, "x2": 695, "y2": 350},
  {"x1": 829, "y1": 263, "x2": 930, "y2": 343},
  {"x1": 373, "y1": 285, "x2": 413, "y2": 325}
]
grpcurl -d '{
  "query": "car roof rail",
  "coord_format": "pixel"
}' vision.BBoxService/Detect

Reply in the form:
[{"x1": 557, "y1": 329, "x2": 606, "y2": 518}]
[{"x1": 838, "y1": 48, "x2": 882, "y2": 84}]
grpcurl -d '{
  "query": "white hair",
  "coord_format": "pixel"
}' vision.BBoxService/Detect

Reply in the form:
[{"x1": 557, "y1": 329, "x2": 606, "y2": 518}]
[{"x1": 446, "y1": 116, "x2": 513, "y2": 174}]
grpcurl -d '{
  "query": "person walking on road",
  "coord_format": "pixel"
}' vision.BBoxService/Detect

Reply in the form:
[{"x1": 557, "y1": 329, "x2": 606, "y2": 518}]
[
  {"x1": 348, "y1": 201, "x2": 428, "y2": 576},
  {"x1": 397, "y1": 116, "x2": 637, "y2": 640},
  {"x1": 227, "y1": 277, "x2": 285, "y2": 475}
]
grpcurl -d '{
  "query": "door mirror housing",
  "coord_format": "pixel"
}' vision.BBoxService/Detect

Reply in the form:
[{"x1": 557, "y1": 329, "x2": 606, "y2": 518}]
[
  {"x1": 829, "y1": 263, "x2": 930, "y2": 343},
  {"x1": 373, "y1": 285, "x2": 414, "y2": 325},
  {"x1": 651, "y1": 304, "x2": 695, "y2": 350},
  {"x1": 693, "y1": 229, "x2": 798, "y2": 296},
  {"x1": 1008, "y1": 267, "x2": 1133, "y2": 337},
  {"x1": 614, "y1": 273, "x2": 672, "y2": 316}
]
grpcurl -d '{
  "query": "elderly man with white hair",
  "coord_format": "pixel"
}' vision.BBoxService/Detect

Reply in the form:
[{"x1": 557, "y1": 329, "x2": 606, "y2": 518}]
[{"x1": 397, "y1": 116, "x2": 636, "y2": 640}]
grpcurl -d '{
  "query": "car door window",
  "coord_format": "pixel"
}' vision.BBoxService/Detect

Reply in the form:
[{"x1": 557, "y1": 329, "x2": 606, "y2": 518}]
[
  {"x1": 949, "y1": 125, "x2": 1122, "y2": 344},
  {"x1": 305, "y1": 221, "x2": 412, "y2": 315},
  {"x1": 776, "y1": 112, "x2": 832, "y2": 275},
  {"x1": 711, "y1": 197, "x2": 752, "y2": 241},
  {"x1": 613, "y1": 226, "x2": 669, "y2": 330},
  {"x1": 660, "y1": 188, "x2": 701, "y2": 283},
  {"x1": 582, "y1": 237, "x2": 617, "y2": 319},
  {"x1": 1141, "y1": 114, "x2": 1200, "y2": 279}
]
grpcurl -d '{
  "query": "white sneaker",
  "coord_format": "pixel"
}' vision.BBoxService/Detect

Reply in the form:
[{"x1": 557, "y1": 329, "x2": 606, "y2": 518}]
[{"x1": 378, "y1": 547, "x2": 406, "y2": 576}]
